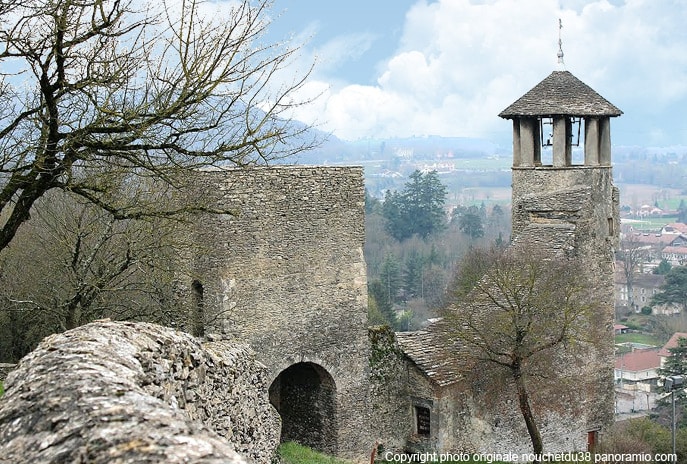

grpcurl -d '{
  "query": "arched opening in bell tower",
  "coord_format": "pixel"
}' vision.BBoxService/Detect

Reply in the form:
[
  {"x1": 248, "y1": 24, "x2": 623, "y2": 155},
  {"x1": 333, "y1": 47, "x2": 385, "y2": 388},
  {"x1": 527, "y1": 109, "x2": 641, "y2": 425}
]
[
  {"x1": 540, "y1": 116, "x2": 584, "y2": 165},
  {"x1": 269, "y1": 362, "x2": 338, "y2": 455},
  {"x1": 511, "y1": 115, "x2": 612, "y2": 168}
]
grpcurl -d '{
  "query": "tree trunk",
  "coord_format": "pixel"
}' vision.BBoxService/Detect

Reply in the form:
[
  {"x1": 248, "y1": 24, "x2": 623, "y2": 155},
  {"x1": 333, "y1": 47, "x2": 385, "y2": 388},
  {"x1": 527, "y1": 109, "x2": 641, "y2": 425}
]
[
  {"x1": 512, "y1": 364, "x2": 543, "y2": 460},
  {"x1": 626, "y1": 281, "x2": 635, "y2": 311}
]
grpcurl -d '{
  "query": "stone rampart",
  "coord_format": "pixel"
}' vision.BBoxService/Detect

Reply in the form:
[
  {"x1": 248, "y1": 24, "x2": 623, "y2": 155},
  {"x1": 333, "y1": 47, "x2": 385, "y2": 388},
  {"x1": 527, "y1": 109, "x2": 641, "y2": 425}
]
[
  {"x1": 184, "y1": 166, "x2": 371, "y2": 459},
  {"x1": 0, "y1": 321, "x2": 279, "y2": 464}
]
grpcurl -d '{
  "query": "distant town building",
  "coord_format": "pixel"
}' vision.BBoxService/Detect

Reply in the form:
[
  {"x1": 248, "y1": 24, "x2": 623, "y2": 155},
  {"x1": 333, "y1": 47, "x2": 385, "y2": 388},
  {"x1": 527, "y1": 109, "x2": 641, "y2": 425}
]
[
  {"x1": 615, "y1": 271, "x2": 665, "y2": 312},
  {"x1": 658, "y1": 332, "x2": 687, "y2": 368},
  {"x1": 615, "y1": 348, "x2": 661, "y2": 392}
]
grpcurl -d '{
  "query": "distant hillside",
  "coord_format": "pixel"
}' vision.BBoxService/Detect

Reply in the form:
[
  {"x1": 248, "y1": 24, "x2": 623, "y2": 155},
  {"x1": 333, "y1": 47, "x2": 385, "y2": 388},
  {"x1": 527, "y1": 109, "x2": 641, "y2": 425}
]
[
  {"x1": 291, "y1": 133, "x2": 506, "y2": 165},
  {"x1": 283, "y1": 127, "x2": 687, "y2": 205}
]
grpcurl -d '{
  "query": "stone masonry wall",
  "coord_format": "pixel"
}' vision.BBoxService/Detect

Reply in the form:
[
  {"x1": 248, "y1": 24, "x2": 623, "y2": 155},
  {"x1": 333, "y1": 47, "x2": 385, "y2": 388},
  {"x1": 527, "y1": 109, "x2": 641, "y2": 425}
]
[
  {"x1": 185, "y1": 166, "x2": 371, "y2": 460},
  {"x1": 0, "y1": 321, "x2": 279, "y2": 464},
  {"x1": 512, "y1": 166, "x2": 618, "y2": 433},
  {"x1": 0, "y1": 364, "x2": 15, "y2": 384},
  {"x1": 369, "y1": 326, "x2": 411, "y2": 453}
]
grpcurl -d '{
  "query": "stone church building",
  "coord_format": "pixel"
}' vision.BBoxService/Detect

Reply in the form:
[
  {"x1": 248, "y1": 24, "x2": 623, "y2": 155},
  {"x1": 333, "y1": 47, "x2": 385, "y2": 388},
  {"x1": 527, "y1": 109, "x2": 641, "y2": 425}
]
[
  {"x1": 369, "y1": 69, "x2": 621, "y2": 454},
  {"x1": 181, "y1": 68, "x2": 621, "y2": 460}
]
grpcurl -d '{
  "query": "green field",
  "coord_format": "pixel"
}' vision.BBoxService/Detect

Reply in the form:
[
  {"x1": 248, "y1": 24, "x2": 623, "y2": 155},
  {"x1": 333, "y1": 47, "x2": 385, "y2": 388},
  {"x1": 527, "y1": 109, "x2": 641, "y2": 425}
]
[
  {"x1": 615, "y1": 332, "x2": 663, "y2": 347},
  {"x1": 622, "y1": 216, "x2": 678, "y2": 231}
]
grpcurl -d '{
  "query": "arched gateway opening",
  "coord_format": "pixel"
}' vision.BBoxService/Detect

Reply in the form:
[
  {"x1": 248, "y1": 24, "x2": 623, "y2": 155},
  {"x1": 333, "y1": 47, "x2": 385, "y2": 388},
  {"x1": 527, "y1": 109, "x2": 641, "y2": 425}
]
[{"x1": 268, "y1": 362, "x2": 337, "y2": 454}]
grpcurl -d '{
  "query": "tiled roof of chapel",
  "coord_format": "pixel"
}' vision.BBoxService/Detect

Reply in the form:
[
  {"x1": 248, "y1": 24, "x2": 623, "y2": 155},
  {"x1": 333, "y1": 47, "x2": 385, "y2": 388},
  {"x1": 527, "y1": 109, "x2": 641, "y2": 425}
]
[
  {"x1": 499, "y1": 71, "x2": 623, "y2": 118},
  {"x1": 395, "y1": 321, "x2": 464, "y2": 387}
]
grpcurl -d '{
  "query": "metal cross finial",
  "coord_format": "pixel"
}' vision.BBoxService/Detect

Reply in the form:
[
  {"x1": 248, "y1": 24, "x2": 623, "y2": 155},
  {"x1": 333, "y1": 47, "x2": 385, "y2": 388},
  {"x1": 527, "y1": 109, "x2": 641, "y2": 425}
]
[{"x1": 557, "y1": 18, "x2": 565, "y2": 69}]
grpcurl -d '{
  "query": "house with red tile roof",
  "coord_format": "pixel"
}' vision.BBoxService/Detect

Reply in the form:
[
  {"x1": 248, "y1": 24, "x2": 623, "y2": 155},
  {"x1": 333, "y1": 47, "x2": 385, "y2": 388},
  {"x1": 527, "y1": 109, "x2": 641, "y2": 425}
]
[
  {"x1": 658, "y1": 332, "x2": 687, "y2": 368},
  {"x1": 662, "y1": 245, "x2": 687, "y2": 266},
  {"x1": 614, "y1": 349, "x2": 661, "y2": 392},
  {"x1": 661, "y1": 223, "x2": 687, "y2": 235}
]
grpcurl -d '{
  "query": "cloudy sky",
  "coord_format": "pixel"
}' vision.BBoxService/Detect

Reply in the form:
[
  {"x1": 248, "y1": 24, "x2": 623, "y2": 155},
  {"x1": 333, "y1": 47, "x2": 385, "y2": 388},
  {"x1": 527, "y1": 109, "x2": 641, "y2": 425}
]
[{"x1": 264, "y1": 0, "x2": 687, "y2": 147}]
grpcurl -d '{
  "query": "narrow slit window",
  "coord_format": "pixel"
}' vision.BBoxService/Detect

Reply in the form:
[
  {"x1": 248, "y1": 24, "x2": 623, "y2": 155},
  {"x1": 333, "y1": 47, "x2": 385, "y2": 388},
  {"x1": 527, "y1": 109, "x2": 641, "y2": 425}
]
[{"x1": 191, "y1": 280, "x2": 205, "y2": 337}]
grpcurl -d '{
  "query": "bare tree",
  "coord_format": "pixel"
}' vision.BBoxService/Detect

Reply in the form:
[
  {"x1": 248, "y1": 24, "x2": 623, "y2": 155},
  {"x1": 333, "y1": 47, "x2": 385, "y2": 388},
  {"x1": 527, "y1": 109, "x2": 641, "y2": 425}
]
[
  {"x1": 0, "y1": 0, "x2": 317, "y2": 252},
  {"x1": 445, "y1": 246, "x2": 596, "y2": 457},
  {"x1": 616, "y1": 233, "x2": 648, "y2": 312},
  {"x1": 0, "y1": 189, "x2": 194, "y2": 359}
]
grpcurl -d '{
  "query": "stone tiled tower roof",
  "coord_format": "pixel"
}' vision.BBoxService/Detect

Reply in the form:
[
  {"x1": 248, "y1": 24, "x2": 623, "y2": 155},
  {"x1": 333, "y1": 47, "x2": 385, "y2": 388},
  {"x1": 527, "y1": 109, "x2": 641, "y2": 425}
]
[{"x1": 499, "y1": 70, "x2": 623, "y2": 118}]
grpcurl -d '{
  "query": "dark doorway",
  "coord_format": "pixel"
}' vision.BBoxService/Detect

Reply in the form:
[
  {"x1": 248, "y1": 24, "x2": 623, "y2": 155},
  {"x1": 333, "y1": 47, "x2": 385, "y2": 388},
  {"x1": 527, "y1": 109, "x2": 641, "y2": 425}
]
[{"x1": 269, "y1": 362, "x2": 337, "y2": 454}]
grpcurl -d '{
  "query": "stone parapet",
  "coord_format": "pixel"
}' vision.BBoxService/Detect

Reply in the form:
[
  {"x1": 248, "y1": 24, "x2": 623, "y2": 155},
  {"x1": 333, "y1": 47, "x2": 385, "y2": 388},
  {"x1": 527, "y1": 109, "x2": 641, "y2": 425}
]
[{"x1": 0, "y1": 321, "x2": 279, "y2": 464}]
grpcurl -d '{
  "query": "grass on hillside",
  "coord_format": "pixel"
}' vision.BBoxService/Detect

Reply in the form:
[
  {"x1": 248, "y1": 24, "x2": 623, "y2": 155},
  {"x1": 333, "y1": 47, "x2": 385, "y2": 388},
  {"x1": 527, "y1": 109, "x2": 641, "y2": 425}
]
[
  {"x1": 0, "y1": 381, "x2": 3, "y2": 397},
  {"x1": 277, "y1": 442, "x2": 352, "y2": 464}
]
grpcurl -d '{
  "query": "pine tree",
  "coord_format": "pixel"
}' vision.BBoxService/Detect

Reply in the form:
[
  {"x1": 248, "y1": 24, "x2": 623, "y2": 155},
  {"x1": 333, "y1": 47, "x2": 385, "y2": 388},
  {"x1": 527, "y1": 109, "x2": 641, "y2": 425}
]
[
  {"x1": 658, "y1": 337, "x2": 687, "y2": 421},
  {"x1": 457, "y1": 205, "x2": 485, "y2": 239},
  {"x1": 651, "y1": 266, "x2": 687, "y2": 311},
  {"x1": 381, "y1": 170, "x2": 447, "y2": 241}
]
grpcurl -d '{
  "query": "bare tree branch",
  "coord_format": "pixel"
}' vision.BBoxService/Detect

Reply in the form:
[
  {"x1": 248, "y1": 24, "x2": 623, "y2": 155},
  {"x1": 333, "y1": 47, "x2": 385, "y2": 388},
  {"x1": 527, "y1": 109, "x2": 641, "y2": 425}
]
[{"x1": 0, "y1": 0, "x2": 318, "y2": 251}]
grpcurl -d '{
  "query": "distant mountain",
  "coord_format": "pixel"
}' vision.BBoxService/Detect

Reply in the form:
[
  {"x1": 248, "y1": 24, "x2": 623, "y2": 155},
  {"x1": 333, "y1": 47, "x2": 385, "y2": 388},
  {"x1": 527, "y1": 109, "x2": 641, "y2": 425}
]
[{"x1": 290, "y1": 132, "x2": 506, "y2": 165}]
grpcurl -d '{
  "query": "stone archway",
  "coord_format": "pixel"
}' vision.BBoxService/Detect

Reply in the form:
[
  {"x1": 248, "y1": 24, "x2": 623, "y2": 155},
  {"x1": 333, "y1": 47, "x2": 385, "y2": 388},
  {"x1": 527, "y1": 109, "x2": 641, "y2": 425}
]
[{"x1": 268, "y1": 362, "x2": 337, "y2": 455}]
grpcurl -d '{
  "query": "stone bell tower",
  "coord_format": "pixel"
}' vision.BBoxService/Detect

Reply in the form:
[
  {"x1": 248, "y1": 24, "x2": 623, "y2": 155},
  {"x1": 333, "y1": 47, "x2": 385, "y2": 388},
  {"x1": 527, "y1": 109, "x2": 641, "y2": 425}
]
[
  {"x1": 499, "y1": 69, "x2": 623, "y2": 239},
  {"x1": 498, "y1": 65, "x2": 622, "y2": 441}
]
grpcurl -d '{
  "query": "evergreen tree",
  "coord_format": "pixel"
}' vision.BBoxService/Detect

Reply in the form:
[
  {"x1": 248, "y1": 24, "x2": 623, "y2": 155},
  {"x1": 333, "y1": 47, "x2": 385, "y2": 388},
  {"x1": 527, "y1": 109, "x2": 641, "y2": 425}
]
[
  {"x1": 457, "y1": 205, "x2": 485, "y2": 239},
  {"x1": 660, "y1": 337, "x2": 687, "y2": 378},
  {"x1": 382, "y1": 190, "x2": 408, "y2": 241},
  {"x1": 657, "y1": 337, "x2": 687, "y2": 424},
  {"x1": 367, "y1": 285, "x2": 396, "y2": 328},
  {"x1": 403, "y1": 250, "x2": 425, "y2": 299},
  {"x1": 367, "y1": 279, "x2": 398, "y2": 327},
  {"x1": 479, "y1": 201, "x2": 487, "y2": 219},
  {"x1": 678, "y1": 199, "x2": 687, "y2": 224},
  {"x1": 365, "y1": 188, "x2": 382, "y2": 215},
  {"x1": 654, "y1": 259, "x2": 672, "y2": 275},
  {"x1": 379, "y1": 254, "x2": 403, "y2": 305},
  {"x1": 651, "y1": 266, "x2": 687, "y2": 311},
  {"x1": 382, "y1": 170, "x2": 447, "y2": 241}
]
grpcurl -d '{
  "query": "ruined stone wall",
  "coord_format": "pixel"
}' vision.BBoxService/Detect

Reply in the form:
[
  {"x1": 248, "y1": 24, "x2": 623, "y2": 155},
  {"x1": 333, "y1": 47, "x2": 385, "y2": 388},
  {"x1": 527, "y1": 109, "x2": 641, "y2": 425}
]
[
  {"x1": 369, "y1": 326, "x2": 412, "y2": 453},
  {"x1": 0, "y1": 321, "x2": 279, "y2": 464},
  {"x1": 512, "y1": 166, "x2": 618, "y2": 433},
  {"x1": 369, "y1": 328, "x2": 470, "y2": 455},
  {"x1": 369, "y1": 164, "x2": 618, "y2": 454},
  {"x1": 0, "y1": 364, "x2": 15, "y2": 384},
  {"x1": 462, "y1": 378, "x2": 589, "y2": 454},
  {"x1": 186, "y1": 166, "x2": 371, "y2": 460}
]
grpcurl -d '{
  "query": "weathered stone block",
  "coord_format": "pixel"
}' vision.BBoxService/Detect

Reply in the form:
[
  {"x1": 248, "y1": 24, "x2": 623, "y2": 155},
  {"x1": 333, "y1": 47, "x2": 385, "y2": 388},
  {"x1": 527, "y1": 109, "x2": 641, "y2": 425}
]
[{"x1": 0, "y1": 321, "x2": 279, "y2": 464}]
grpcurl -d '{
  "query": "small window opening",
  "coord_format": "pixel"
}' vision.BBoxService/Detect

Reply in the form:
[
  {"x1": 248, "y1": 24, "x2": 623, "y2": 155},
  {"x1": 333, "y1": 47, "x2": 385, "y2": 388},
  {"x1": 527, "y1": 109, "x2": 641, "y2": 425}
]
[
  {"x1": 608, "y1": 218, "x2": 615, "y2": 237},
  {"x1": 415, "y1": 406, "x2": 431, "y2": 437},
  {"x1": 191, "y1": 280, "x2": 205, "y2": 337}
]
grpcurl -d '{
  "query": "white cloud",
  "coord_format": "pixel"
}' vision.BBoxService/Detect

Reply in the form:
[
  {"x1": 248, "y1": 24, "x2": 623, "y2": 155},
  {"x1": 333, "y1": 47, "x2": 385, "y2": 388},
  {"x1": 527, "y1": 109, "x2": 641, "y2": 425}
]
[
  {"x1": 313, "y1": 33, "x2": 378, "y2": 74},
  {"x1": 287, "y1": 0, "x2": 687, "y2": 145}
]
